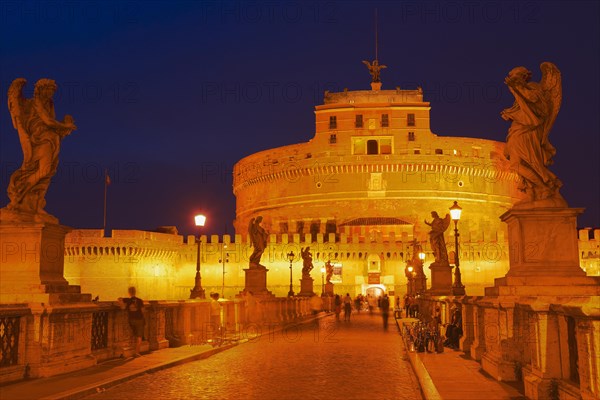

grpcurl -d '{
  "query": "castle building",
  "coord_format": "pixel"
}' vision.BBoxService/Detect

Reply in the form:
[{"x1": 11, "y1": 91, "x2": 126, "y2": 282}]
[
  {"x1": 62, "y1": 76, "x2": 599, "y2": 300},
  {"x1": 231, "y1": 78, "x2": 523, "y2": 295}
]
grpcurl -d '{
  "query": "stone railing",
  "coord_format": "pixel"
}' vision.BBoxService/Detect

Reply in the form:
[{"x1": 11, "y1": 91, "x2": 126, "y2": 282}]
[
  {"x1": 0, "y1": 296, "x2": 322, "y2": 385},
  {"x1": 417, "y1": 294, "x2": 600, "y2": 400}
]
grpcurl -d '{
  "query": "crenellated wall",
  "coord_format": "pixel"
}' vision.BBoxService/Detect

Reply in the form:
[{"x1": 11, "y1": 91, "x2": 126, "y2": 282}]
[{"x1": 63, "y1": 228, "x2": 598, "y2": 302}]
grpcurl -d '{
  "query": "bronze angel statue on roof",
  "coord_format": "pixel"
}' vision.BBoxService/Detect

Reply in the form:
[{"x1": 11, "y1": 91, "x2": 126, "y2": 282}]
[
  {"x1": 501, "y1": 62, "x2": 566, "y2": 206},
  {"x1": 362, "y1": 59, "x2": 387, "y2": 83},
  {"x1": 2, "y1": 78, "x2": 76, "y2": 223}
]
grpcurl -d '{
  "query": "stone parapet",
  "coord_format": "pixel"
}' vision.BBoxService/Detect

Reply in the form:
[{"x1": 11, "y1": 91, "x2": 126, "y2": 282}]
[{"x1": 0, "y1": 296, "x2": 316, "y2": 385}]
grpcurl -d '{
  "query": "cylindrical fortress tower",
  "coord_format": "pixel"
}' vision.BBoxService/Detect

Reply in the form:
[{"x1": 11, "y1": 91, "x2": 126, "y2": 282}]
[{"x1": 233, "y1": 86, "x2": 523, "y2": 246}]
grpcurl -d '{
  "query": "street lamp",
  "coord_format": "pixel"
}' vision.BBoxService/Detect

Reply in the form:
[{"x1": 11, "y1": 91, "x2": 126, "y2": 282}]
[
  {"x1": 219, "y1": 244, "x2": 228, "y2": 298},
  {"x1": 190, "y1": 214, "x2": 207, "y2": 299},
  {"x1": 449, "y1": 201, "x2": 465, "y2": 295},
  {"x1": 320, "y1": 266, "x2": 326, "y2": 295},
  {"x1": 406, "y1": 264, "x2": 414, "y2": 296},
  {"x1": 416, "y1": 250, "x2": 426, "y2": 293},
  {"x1": 287, "y1": 251, "x2": 295, "y2": 297}
]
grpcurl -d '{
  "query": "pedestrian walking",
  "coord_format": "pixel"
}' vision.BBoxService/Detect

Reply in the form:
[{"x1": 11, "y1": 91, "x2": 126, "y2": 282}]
[
  {"x1": 334, "y1": 294, "x2": 342, "y2": 320},
  {"x1": 310, "y1": 293, "x2": 323, "y2": 315},
  {"x1": 381, "y1": 293, "x2": 390, "y2": 330},
  {"x1": 118, "y1": 286, "x2": 144, "y2": 357},
  {"x1": 368, "y1": 294, "x2": 377, "y2": 315},
  {"x1": 343, "y1": 293, "x2": 352, "y2": 321}
]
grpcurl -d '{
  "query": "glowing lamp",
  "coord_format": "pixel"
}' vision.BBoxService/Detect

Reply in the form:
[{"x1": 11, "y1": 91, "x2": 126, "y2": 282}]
[
  {"x1": 195, "y1": 214, "x2": 206, "y2": 227},
  {"x1": 449, "y1": 201, "x2": 462, "y2": 221}
]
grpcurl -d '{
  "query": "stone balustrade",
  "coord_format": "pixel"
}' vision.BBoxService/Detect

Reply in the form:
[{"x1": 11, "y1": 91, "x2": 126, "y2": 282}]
[
  {"x1": 418, "y1": 294, "x2": 600, "y2": 400},
  {"x1": 0, "y1": 296, "x2": 318, "y2": 385}
]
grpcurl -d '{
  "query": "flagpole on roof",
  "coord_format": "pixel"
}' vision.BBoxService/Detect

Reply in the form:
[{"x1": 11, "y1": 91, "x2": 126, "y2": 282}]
[{"x1": 103, "y1": 168, "x2": 110, "y2": 236}]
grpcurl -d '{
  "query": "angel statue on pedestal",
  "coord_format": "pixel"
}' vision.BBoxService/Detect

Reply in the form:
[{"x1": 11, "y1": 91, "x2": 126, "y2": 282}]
[
  {"x1": 301, "y1": 247, "x2": 314, "y2": 278},
  {"x1": 424, "y1": 212, "x2": 451, "y2": 265},
  {"x1": 1, "y1": 78, "x2": 77, "y2": 224},
  {"x1": 501, "y1": 62, "x2": 566, "y2": 207},
  {"x1": 248, "y1": 216, "x2": 268, "y2": 268}
]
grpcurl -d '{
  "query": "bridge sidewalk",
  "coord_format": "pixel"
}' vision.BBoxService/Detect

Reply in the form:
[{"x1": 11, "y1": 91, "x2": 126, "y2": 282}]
[
  {"x1": 0, "y1": 343, "x2": 238, "y2": 400},
  {"x1": 397, "y1": 318, "x2": 525, "y2": 400}
]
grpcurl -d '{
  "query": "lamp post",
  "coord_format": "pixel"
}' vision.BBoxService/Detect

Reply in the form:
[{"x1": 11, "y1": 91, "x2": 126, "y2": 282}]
[
  {"x1": 449, "y1": 201, "x2": 465, "y2": 296},
  {"x1": 417, "y1": 250, "x2": 426, "y2": 293},
  {"x1": 287, "y1": 251, "x2": 295, "y2": 297},
  {"x1": 406, "y1": 264, "x2": 414, "y2": 296},
  {"x1": 320, "y1": 266, "x2": 326, "y2": 295},
  {"x1": 190, "y1": 214, "x2": 206, "y2": 299},
  {"x1": 219, "y1": 244, "x2": 228, "y2": 298}
]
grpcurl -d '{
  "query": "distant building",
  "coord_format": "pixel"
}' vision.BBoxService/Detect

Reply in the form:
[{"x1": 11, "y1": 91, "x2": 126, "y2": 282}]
[{"x1": 63, "y1": 79, "x2": 599, "y2": 300}]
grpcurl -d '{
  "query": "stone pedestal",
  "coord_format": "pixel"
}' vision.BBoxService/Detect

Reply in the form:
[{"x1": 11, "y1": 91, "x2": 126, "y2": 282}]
[
  {"x1": 502, "y1": 207, "x2": 585, "y2": 277},
  {"x1": 485, "y1": 207, "x2": 598, "y2": 297},
  {"x1": 243, "y1": 266, "x2": 273, "y2": 297},
  {"x1": 324, "y1": 282, "x2": 334, "y2": 296},
  {"x1": 0, "y1": 221, "x2": 90, "y2": 304},
  {"x1": 298, "y1": 277, "x2": 314, "y2": 296},
  {"x1": 414, "y1": 272, "x2": 427, "y2": 294},
  {"x1": 428, "y1": 261, "x2": 452, "y2": 295},
  {"x1": 481, "y1": 206, "x2": 600, "y2": 397}
]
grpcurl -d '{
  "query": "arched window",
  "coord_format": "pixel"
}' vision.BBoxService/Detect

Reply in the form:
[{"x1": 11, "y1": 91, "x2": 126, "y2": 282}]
[{"x1": 367, "y1": 140, "x2": 378, "y2": 155}]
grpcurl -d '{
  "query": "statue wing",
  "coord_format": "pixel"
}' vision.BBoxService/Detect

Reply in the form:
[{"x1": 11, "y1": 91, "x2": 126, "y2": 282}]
[
  {"x1": 8, "y1": 78, "x2": 33, "y2": 162},
  {"x1": 362, "y1": 60, "x2": 371, "y2": 68},
  {"x1": 442, "y1": 214, "x2": 451, "y2": 231},
  {"x1": 539, "y1": 62, "x2": 562, "y2": 165},
  {"x1": 7, "y1": 78, "x2": 27, "y2": 130}
]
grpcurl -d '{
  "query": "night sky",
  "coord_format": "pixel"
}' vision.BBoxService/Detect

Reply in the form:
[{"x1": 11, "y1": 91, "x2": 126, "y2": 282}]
[{"x1": 1, "y1": 1, "x2": 598, "y2": 236}]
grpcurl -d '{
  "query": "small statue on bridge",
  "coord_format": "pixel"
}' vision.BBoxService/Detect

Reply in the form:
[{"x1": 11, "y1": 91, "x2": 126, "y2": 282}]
[
  {"x1": 424, "y1": 212, "x2": 450, "y2": 265},
  {"x1": 325, "y1": 260, "x2": 334, "y2": 283},
  {"x1": 2, "y1": 78, "x2": 77, "y2": 223},
  {"x1": 301, "y1": 247, "x2": 314, "y2": 278},
  {"x1": 248, "y1": 216, "x2": 268, "y2": 268}
]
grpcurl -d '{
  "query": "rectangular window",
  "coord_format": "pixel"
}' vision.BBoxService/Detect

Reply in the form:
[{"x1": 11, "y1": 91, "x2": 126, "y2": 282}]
[
  {"x1": 408, "y1": 132, "x2": 415, "y2": 141},
  {"x1": 435, "y1": 149, "x2": 443, "y2": 155},
  {"x1": 380, "y1": 138, "x2": 392, "y2": 154},
  {"x1": 329, "y1": 134, "x2": 337, "y2": 144},
  {"x1": 407, "y1": 113, "x2": 415, "y2": 126},
  {"x1": 279, "y1": 222, "x2": 289, "y2": 234},
  {"x1": 353, "y1": 138, "x2": 366, "y2": 155},
  {"x1": 355, "y1": 115, "x2": 363, "y2": 128},
  {"x1": 414, "y1": 149, "x2": 421, "y2": 154},
  {"x1": 329, "y1": 116, "x2": 337, "y2": 129},
  {"x1": 381, "y1": 114, "x2": 389, "y2": 127}
]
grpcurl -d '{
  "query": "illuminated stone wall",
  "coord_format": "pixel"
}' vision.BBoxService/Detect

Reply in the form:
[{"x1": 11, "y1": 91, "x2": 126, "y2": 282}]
[{"x1": 64, "y1": 229, "x2": 597, "y2": 301}]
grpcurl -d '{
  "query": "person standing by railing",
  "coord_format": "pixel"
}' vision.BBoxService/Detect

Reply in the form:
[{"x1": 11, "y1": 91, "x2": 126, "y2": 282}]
[
  {"x1": 210, "y1": 292, "x2": 223, "y2": 341},
  {"x1": 118, "y1": 287, "x2": 144, "y2": 357}
]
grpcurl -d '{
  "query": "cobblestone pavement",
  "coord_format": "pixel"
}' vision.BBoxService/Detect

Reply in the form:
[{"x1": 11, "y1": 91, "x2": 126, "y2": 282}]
[{"x1": 85, "y1": 313, "x2": 422, "y2": 400}]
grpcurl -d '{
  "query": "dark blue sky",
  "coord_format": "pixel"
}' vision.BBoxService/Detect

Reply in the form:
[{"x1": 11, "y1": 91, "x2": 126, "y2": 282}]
[{"x1": 1, "y1": 1, "x2": 598, "y2": 235}]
